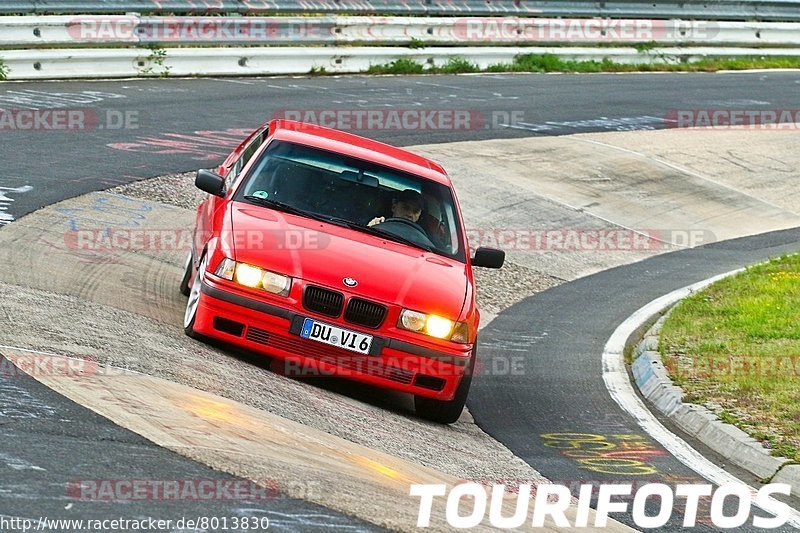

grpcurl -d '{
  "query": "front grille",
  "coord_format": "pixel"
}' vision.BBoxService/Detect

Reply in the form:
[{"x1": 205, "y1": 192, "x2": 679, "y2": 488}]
[
  {"x1": 246, "y1": 326, "x2": 270, "y2": 345},
  {"x1": 344, "y1": 298, "x2": 388, "y2": 329},
  {"x1": 253, "y1": 330, "x2": 413, "y2": 385},
  {"x1": 303, "y1": 285, "x2": 344, "y2": 317}
]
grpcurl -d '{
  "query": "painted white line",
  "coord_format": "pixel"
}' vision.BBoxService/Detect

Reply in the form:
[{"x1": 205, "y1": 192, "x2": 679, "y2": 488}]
[
  {"x1": 0, "y1": 452, "x2": 46, "y2": 471},
  {"x1": 209, "y1": 78, "x2": 255, "y2": 85},
  {"x1": 602, "y1": 268, "x2": 800, "y2": 526},
  {"x1": 0, "y1": 89, "x2": 126, "y2": 109}
]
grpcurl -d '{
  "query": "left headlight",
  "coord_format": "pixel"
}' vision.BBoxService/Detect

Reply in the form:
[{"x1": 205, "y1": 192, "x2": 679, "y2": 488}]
[
  {"x1": 398, "y1": 309, "x2": 469, "y2": 343},
  {"x1": 214, "y1": 258, "x2": 292, "y2": 296}
]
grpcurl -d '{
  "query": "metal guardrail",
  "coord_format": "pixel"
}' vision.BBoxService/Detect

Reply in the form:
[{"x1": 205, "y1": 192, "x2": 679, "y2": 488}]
[
  {"x1": 4, "y1": 45, "x2": 799, "y2": 79},
  {"x1": 3, "y1": 16, "x2": 800, "y2": 47},
  {"x1": 2, "y1": 10, "x2": 799, "y2": 80},
  {"x1": 1, "y1": 1, "x2": 800, "y2": 21}
]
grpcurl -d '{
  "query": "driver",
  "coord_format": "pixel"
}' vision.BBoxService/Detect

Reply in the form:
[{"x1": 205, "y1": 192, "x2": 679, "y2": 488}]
[{"x1": 367, "y1": 189, "x2": 424, "y2": 227}]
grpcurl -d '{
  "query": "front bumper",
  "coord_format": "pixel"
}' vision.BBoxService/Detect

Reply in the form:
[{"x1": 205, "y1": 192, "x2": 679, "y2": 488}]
[{"x1": 193, "y1": 279, "x2": 472, "y2": 400}]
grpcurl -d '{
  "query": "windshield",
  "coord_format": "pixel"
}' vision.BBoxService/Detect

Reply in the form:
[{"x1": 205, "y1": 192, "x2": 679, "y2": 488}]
[{"x1": 234, "y1": 140, "x2": 465, "y2": 262}]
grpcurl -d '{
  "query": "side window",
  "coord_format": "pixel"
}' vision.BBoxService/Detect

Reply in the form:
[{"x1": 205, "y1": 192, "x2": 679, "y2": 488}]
[{"x1": 226, "y1": 131, "x2": 265, "y2": 190}]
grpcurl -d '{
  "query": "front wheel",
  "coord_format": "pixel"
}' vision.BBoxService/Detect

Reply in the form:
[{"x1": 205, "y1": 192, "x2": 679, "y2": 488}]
[
  {"x1": 183, "y1": 254, "x2": 207, "y2": 339},
  {"x1": 179, "y1": 252, "x2": 193, "y2": 297},
  {"x1": 414, "y1": 346, "x2": 476, "y2": 424}
]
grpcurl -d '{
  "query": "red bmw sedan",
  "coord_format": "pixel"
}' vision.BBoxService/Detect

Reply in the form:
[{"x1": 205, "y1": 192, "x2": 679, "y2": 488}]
[{"x1": 181, "y1": 119, "x2": 504, "y2": 423}]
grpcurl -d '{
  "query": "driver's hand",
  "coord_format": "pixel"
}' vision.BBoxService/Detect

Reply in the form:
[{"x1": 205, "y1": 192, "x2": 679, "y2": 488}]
[{"x1": 367, "y1": 216, "x2": 385, "y2": 227}]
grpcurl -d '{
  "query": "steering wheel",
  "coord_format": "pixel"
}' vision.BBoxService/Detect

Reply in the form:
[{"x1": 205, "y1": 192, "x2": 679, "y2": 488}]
[
  {"x1": 381, "y1": 217, "x2": 426, "y2": 233},
  {"x1": 377, "y1": 217, "x2": 436, "y2": 248}
]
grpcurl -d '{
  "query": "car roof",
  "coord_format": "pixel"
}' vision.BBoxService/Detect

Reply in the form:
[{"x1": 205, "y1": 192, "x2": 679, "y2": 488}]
[{"x1": 268, "y1": 119, "x2": 452, "y2": 186}]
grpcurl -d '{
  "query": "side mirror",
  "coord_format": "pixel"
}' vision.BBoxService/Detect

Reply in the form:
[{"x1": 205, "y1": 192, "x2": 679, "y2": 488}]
[
  {"x1": 472, "y1": 247, "x2": 505, "y2": 269},
  {"x1": 196, "y1": 169, "x2": 225, "y2": 197}
]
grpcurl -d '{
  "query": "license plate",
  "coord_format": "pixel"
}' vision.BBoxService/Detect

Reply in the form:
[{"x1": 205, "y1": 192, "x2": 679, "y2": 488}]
[{"x1": 299, "y1": 318, "x2": 373, "y2": 355}]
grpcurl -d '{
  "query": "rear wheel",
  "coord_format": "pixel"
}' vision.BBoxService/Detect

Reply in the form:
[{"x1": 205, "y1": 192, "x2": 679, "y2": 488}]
[
  {"x1": 414, "y1": 343, "x2": 477, "y2": 424},
  {"x1": 183, "y1": 254, "x2": 207, "y2": 339}
]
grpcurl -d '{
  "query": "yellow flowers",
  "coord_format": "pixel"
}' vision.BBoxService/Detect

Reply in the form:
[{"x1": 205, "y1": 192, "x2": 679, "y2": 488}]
[{"x1": 768, "y1": 271, "x2": 800, "y2": 281}]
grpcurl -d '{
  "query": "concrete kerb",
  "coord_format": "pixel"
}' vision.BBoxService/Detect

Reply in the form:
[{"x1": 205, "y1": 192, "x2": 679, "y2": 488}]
[
  {"x1": 774, "y1": 465, "x2": 800, "y2": 491},
  {"x1": 629, "y1": 293, "x2": 798, "y2": 490}
]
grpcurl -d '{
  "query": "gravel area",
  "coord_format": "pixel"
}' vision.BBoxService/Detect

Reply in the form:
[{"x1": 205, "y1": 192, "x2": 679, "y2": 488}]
[
  {"x1": 0, "y1": 279, "x2": 548, "y2": 487},
  {"x1": 0, "y1": 279, "x2": 550, "y2": 532},
  {"x1": 473, "y1": 263, "x2": 562, "y2": 316},
  {"x1": 113, "y1": 172, "x2": 202, "y2": 210}
]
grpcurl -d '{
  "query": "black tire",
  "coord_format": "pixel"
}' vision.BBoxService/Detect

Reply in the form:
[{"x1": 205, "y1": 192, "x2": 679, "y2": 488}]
[
  {"x1": 414, "y1": 343, "x2": 477, "y2": 424},
  {"x1": 179, "y1": 252, "x2": 193, "y2": 297},
  {"x1": 183, "y1": 254, "x2": 206, "y2": 339}
]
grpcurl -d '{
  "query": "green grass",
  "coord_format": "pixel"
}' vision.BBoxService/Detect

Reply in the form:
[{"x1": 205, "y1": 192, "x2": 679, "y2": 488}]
[
  {"x1": 363, "y1": 54, "x2": 800, "y2": 76},
  {"x1": 495, "y1": 53, "x2": 800, "y2": 73},
  {"x1": 659, "y1": 253, "x2": 800, "y2": 461},
  {"x1": 365, "y1": 57, "x2": 480, "y2": 75},
  {"x1": 138, "y1": 45, "x2": 171, "y2": 78},
  {"x1": 487, "y1": 54, "x2": 616, "y2": 73},
  {"x1": 0, "y1": 59, "x2": 8, "y2": 81},
  {"x1": 436, "y1": 57, "x2": 481, "y2": 74},
  {"x1": 365, "y1": 58, "x2": 427, "y2": 75}
]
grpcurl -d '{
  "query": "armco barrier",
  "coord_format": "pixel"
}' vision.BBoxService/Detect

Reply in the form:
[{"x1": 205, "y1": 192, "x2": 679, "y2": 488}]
[
  {"x1": 2, "y1": 1, "x2": 800, "y2": 22},
  {"x1": 3, "y1": 45, "x2": 800, "y2": 79},
  {"x1": 3, "y1": 16, "x2": 800, "y2": 47}
]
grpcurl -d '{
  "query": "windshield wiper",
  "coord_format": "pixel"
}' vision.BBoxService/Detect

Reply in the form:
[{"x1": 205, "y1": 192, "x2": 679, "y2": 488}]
[{"x1": 242, "y1": 195, "x2": 340, "y2": 226}]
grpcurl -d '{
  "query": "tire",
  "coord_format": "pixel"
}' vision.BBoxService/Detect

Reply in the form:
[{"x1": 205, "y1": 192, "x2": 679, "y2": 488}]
[
  {"x1": 183, "y1": 254, "x2": 206, "y2": 339},
  {"x1": 414, "y1": 343, "x2": 477, "y2": 424},
  {"x1": 179, "y1": 252, "x2": 193, "y2": 297}
]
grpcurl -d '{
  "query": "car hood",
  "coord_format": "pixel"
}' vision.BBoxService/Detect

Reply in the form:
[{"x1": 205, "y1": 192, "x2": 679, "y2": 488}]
[{"x1": 227, "y1": 202, "x2": 469, "y2": 319}]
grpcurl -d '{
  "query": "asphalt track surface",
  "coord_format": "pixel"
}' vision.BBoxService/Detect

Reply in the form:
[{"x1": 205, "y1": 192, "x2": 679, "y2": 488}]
[
  {"x1": 472, "y1": 227, "x2": 800, "y2": 531},
  {"x1": 1, "y1": 71, "x2": 800, "y2": 531},
  {"x1": 2, "y1": 71, "x2": 800, "y2": 221},
  {"x1": 0, "y1": 356, "x2": 383, "y2": 532}
]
